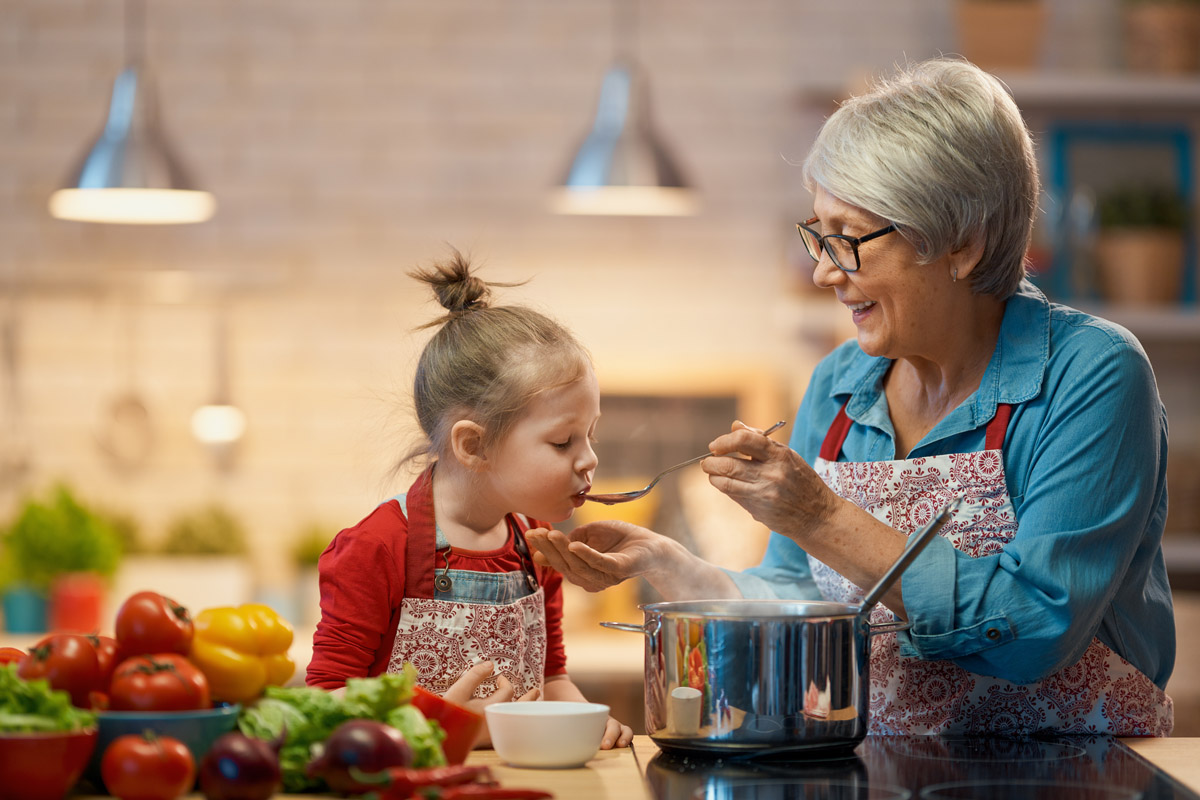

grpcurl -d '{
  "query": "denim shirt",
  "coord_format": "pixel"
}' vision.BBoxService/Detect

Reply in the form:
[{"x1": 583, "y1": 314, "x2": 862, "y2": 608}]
[{"x1": 727, "y1": 280, "x2": 1175, "y2": 689}]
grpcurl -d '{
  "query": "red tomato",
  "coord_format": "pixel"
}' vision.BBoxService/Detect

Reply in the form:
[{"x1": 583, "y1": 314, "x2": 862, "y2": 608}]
[
  {"x1": 89, "y1": 634, "x2": 121, "y2": 687},
  {"x1": 110, "y1": 654, "x2": 211, "y2": 712},
  {"x1": 115, "y1": 592, "x2": 194, "y2": 658},
  {"x1": 17, "y1": 633, "x2": 102, "y2": 707},
  {"x1": 101, "y1": 731, "x2": 196, "y2": 800},
  {"x1": 0, "y1": 646, "x2": 25, "y2": 665}
]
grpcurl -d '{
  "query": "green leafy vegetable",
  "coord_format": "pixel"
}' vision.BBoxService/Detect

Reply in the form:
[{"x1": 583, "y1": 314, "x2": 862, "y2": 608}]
[
  {"x1": 236, "y1": 665, "x2": 445, "y2": 794},
  {"x1": 0, "y1": 664, "x2": 96, "y2": 733},
  {"x1": 384, "y1": 702, "x2": 447, "y2": 768}
]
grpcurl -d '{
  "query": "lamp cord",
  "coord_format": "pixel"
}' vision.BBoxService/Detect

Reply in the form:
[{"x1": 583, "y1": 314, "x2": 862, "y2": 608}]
[
  {"x1": 613, "y1": 0, "x2": 638, "y2": 64},
  {"x1": 124, "y1": 0, "x2": 146, "y2": 68}
]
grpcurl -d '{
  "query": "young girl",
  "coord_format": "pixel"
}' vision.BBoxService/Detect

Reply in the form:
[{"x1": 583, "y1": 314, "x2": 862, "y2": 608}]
[{"x1": 306, "y1": 250, "x2": 633, "y2": 750}]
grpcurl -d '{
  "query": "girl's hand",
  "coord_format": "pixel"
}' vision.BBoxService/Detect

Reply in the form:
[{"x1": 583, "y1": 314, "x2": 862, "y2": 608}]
[
  {"x1": 601, "y1": 716, "x2": 634, "y2": 749},
  {"x1": 442, "y1": 661, "x2": 541, "y2": 748}
]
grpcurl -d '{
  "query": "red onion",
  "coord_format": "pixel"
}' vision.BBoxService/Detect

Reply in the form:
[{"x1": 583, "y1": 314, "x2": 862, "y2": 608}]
[
  {"x1": 305, "y1": 719, "x2": 413, "y2": 794},
  {"x1": 198, "y1": 731, "x2": 282, "y2": 800}
]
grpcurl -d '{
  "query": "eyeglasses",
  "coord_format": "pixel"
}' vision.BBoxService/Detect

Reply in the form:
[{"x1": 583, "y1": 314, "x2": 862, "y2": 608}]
[{"x1": 796, "y1": 216, "x2": 898, "y2": 273}]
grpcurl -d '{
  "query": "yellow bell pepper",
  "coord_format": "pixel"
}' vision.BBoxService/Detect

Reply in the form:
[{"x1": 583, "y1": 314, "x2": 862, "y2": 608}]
[{"x1": 189, "y1": 603, "x2": 296, "y2": 704}]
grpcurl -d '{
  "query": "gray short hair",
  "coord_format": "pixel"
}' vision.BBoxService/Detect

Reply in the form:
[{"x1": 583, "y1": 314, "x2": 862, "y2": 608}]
[{"x1": 802, "y1": 58, "x2": 1038, "y2": 299}]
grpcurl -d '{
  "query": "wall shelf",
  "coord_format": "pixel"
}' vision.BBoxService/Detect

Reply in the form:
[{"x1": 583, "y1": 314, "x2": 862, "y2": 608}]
[
  {"x1": 998, "y1": 72, "x2": 1200, "y2": 111},
  {"x1": 797, "y1": 71, "x2": 1200, "y2": 112},
  {"x1": 1072, "y1": 304, "x2": 1200, "y2": 341}
]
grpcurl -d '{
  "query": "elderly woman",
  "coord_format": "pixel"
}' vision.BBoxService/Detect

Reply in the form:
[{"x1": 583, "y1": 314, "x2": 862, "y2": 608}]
[{"x1": 528, "y1": 57, "x2": 1174, "y2": 736}]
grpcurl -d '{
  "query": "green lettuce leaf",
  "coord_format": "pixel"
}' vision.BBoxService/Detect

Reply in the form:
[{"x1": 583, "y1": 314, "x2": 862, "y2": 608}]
[
  {"x1": 237, "y1": 665, "x2": 445, "y2": 794},
  {"x1": 385, "y1": 703, "x2": 447, "y2": 769},
  {"x1": 0, "y1": 664, "x2": 96, "y2": 733}
]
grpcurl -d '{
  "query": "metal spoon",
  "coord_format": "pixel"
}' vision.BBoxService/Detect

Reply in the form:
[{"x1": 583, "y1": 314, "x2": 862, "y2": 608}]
[{"x1": 582, "y1": 420, "x2": 788, "y2": 505}]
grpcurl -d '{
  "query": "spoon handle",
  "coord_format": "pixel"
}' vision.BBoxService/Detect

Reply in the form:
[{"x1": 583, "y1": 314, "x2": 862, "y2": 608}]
[
  {"x1": 583, "y1": 420, "x2": 789, "y2": 504},
  {"x1": 642, "y1": 420, "x2": 787, "y2": 483}
]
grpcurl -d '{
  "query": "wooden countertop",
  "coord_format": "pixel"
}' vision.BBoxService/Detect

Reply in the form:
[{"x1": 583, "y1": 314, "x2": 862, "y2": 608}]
[
  {"x1": 65, "y1": 736, "x2": 1200, "y2": 799},
  {"x1": 1123, "y1": 737, "x2": 1200, "y2": 794}
]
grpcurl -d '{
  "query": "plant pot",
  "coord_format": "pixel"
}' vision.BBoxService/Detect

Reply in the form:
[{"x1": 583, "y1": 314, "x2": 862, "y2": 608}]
[
  {"x1": 2, "y1": 585, "x2": 48, "y2": 634},
  {"x1": 955, "y1": 0, "x2": 1047, "y2": 72},
  {"x1": 1094, "y1": 229, "x2": 1186, "y2": 306},
  {"x1": 49, "y1": 572, "x2": 106, "y2": 633},
  {"x1": 1124, "y1": 3, "x2": 1200, "y2": 75}
]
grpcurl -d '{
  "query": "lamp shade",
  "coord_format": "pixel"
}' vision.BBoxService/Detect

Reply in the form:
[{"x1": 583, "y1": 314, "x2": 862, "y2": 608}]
[
  {"x1": 48, "y1": 66, "x2": 215, "y2": 224},
  {"x1": 550, "y1": 60, "x2": 698, "y2": 216}
]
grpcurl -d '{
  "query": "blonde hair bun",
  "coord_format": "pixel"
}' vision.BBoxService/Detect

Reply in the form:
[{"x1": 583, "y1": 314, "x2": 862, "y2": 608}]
[
  {"x1": 410, "y1": 247, "x2": 493, "y2": 315},
  {"x1": 398, "y1": 246, "x2": 592, "y2": 471}
]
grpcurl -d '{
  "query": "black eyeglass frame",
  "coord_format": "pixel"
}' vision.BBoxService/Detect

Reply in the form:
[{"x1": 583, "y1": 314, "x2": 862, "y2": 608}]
[{"x1": 796, "y1": 216, "x2": 898, "y2": 273}]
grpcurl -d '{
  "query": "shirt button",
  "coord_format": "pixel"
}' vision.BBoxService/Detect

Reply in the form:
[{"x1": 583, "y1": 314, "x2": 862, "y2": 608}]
[{"x1": 985, "y1": 627, "x2": 1001, "y2": 641}]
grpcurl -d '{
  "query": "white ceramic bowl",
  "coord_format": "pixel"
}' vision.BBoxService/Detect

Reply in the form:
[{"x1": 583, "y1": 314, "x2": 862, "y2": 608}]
[{"x1": 485, "y1": 701, "x2": 609, "y2": 768}]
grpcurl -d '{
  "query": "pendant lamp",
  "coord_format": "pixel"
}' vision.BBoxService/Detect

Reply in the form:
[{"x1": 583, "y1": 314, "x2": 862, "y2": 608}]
[
  {"x1": 549, "y1": 0, "x2": 698, "y2": 216},
  {"x1": 48, "y1": 0, "x2": 215, "y2": 225}
]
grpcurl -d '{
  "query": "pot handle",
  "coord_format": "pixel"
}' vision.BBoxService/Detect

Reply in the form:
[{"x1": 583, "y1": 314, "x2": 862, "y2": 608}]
[
  {"x1": 868, "y1": 619, "x2": 912, "y2": 635},
  {"x1": 600, "y1": 618, "x2": 661, "y2": 636}
]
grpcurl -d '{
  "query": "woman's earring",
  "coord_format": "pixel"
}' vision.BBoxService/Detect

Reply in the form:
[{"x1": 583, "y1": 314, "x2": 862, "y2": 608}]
[{"x1": 952, "y1": 268, "x2": 958, "y2": 283}]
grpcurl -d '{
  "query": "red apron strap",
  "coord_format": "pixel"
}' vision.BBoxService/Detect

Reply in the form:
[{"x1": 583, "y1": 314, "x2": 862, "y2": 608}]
[
  {"x1": 404, "y1": 467, "x2": 438, "y2": 600},
  {"x1": 985, "y1": 403, "x2": 1013, "y2": 451},
  {"x1": 819, "y1": 403, "x2": 853, "y2": 462}
]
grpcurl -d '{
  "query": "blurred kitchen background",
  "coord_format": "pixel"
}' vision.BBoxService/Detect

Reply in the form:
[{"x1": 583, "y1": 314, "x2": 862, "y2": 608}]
[{"x1": 2, "y1": 0, "x2": 1199, "y2": 732}]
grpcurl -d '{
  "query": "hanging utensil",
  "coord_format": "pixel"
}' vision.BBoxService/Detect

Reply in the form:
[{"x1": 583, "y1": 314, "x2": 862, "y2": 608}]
[{"x1": 96, "y1": 295, "x2": 154, "y2": 472}]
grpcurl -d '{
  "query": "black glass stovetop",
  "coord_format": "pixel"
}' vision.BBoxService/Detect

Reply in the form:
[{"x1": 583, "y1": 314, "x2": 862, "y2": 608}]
[{"x1": 645, "y1": 736, "x2": 1200, "y2": 800}]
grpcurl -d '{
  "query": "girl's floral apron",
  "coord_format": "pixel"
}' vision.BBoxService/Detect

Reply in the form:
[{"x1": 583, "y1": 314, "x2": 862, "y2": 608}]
[
  {"x1": 384, "y1": 472, "x2": 546, "y2": 699},
  {"x1": 810, "y1": 402, "x2": 1172, "y2": 736}
]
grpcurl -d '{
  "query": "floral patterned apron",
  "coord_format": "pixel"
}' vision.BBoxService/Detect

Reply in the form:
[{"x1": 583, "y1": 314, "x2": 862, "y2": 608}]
[
  {"x1": 384, "y1": 472, "x2": 546, "y2": 699},
  {"x1": 810, "y1": 402, "x2": 1172, "y2": 736}
]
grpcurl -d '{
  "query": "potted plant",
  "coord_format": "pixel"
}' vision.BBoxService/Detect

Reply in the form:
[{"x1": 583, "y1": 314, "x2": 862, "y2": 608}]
[
  {"x1": 112, "y1": 503, "x2": 253, "y2": 617},
  {"x1": 160, "y1": 504, "x2": 249, "y2": 556},
  {"x1": 954, "y1": 0, "x2": 1048, "y2": 72},
  {"x1": 1095, "y1": 183, "x2": 1191, "y2": 306},
  {"x1": 0, "y1": 484, "x2": 123, "y2": 633},
  {"x1": 1122, "y1": 0, "x2": 1200, "y2": 74}
]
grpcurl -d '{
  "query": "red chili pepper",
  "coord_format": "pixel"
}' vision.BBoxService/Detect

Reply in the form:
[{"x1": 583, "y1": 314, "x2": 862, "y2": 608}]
[
  {"x1": 438, "y1": 788, "x2": 554, "y2": 800},
  {"x1": 350, "y1": 764, "x2": 493, "y2": 799}
]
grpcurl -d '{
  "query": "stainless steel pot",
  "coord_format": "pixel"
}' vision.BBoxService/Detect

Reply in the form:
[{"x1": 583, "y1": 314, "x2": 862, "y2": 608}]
[{"x1": 603, "y1": 501, "x2": 959, "y2": 757}]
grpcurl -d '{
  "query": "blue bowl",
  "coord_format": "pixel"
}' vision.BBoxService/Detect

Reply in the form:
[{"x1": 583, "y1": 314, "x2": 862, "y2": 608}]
[{"x1": 85, "y1": 704, "x2": 241, "y2": 787}]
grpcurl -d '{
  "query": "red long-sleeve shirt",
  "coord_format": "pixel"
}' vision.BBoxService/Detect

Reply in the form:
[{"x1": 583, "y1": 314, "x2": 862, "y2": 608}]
[{"x1": 306, "y1": 493, "x2": 566, "y2": 690}]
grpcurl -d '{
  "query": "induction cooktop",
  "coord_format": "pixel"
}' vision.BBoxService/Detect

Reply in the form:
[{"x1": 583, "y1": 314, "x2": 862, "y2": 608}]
[{"x1": 644, "y1": 736, "x2": 1200, "y2": 799}]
